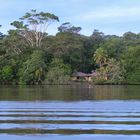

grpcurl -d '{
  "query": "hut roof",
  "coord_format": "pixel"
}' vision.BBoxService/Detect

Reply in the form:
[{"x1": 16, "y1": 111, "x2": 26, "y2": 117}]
[
  {"x1": 72, "y1": 72, "x2": 87, "y2": 77},
  {"x1": 72, "y1": 72, "x2": 97, "y2": 77}
]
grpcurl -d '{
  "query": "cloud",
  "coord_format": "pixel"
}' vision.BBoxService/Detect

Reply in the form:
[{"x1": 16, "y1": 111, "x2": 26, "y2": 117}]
[
  {"x1": 1, "y1": 0, "x2": 140, "y2": 35},
  {"x1": 75, "y1": 5, "x2": 140, "y2": 22}
]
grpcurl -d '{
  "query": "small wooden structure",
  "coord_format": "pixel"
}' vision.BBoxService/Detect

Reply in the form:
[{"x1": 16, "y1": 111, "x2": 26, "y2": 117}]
[{"x1": 71, "y1": 71, "x2": 97, "y2": 82}]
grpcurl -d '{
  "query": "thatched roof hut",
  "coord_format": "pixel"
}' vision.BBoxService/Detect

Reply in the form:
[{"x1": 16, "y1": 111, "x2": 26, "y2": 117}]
[
  {"x1": 72, "y1": 72, "x2": 87, "y2": 77},
  {"x1": 72, "y1": 71, "x2": 97, "y2": 77},
  {"x1": 72, "y1": 71, "x2": 97, "y2": 81}
]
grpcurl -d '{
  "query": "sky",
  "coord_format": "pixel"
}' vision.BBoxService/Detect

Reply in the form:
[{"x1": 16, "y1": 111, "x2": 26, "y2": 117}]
[{"x1": 0, "y1": 0, "x2": 140, "y2": 36}]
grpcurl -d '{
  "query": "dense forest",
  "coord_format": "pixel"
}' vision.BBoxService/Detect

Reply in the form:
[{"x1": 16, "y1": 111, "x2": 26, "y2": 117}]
[{"x1": 0, "y1": 10, "x2": 140, "y2": 85}]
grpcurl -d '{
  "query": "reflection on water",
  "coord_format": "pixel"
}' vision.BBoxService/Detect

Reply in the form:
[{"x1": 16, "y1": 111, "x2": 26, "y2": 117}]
[
  {"x1": 0, "y1": 85, "x2": 140, "y2": 101},
  {"x1": 0, "y1": 85, "x2": 140, "y2": 140}
]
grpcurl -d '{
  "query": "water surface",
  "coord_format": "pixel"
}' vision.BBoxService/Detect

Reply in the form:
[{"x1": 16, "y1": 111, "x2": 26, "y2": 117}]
[{"x1": 0, "y1": 85, "x2": 140, "y2": 140}]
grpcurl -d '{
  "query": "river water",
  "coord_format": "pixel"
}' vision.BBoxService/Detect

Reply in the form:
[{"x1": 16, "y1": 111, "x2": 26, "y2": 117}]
[{"x1": 0, "y1": 85, "x2": 140, "y2": 140}]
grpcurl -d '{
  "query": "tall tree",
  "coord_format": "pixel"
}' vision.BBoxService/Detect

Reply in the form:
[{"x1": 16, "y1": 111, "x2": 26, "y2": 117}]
[
  {"x1": 90, "y1": 29, "x2": 104, "y2": 43},
  {"x1": 94, "y1": 47, "x2": 108, "y2": 67},
  {"x1": 121, "y1": 46, "x2": 140, "y2": 84},
  {"x1": 11, "y1": 10, "x2": 59, "y2": 48},
  {"x1": 58, "y1": 22, "x2": 81, "y2": 34},
  {"x1": 100, "y1": 36, "x2": 124, "y2": 59},
  {"x1": 19, "y1": 50, "x2": 46, "y2": 85}
]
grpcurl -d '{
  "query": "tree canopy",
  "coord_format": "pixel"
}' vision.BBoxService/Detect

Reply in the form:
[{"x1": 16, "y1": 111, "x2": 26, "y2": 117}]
[
  {"x1": 11, "y1": 10, "x2": 59, "y2": 48},
  {"x1": 0, "y1": 10, "x2": 140, "y2": 85}
]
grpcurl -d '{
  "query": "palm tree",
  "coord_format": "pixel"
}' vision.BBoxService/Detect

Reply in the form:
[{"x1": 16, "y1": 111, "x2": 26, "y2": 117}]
[{"x1": 94, "y1": 47, "x2": 108, "y2": 67}]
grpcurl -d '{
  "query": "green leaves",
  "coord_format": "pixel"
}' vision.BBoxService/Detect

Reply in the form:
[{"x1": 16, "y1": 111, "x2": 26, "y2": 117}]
[
  {"x1": 58, "y1": 22, "x2": 81, "y2": 34},
  {"x1": 11, "y1": 21, "x2": 28, "y2": 29},
  {"x1": 121, "y1": 46, "x2": 140, "y2": 84},
  {"x1": 94, "y1": 47, "x2": 108, "y2": 67},
  {"x1": 10, "y1": 10, "x2": 59, "y2": 48},
  {"x1": 1, "y1": 10, "x2": 140, "y2": 85},
  {"x1": 93, "y1": 47, "x2": 124, "y2": 84},
  {"x1": 20, "y1": 10, "x2": 59, "y2": 25},
  {"x1": 45, "y1": 58, "x2": 71, "y2": 84},
  {"x1": 1, "y1": 66, "x2": 13, "y2": 80},
  {"x1": 0, "y1": 25, "x2": 4, "y2": 38},
  {"x1": 19, "y1": 50, "x2": 46, "y2": 85}
]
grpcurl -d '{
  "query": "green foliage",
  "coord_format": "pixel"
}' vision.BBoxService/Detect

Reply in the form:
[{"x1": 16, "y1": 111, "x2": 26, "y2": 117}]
[
  {"x1": 90, "y1": 29, "x2": 104, "y2": 44},
  {"x1": 45, "y1": 58, "x2": 71, "y2": 84},
  {"x1": 0, "y1": 11, "x2": 140, "y2": 85},
  {"x1": 121, "y1": 46, "x2": 140, "y2": 84},
  {"x1": 94, "y1": 47, "x2": 108, "y2": 67},
  {"x1": 19, "y1": 50, "x2": 46, "y2": 85},
  {"x1": 52, "y1": 32, "x2": 87, "y2": 72},
  {"x1": 106, "y1": 58, "x2": 124, "y2": 84},
  {"x1": 93, "y1": 52, "x2": 124, "y2": 84},
  {"x1": 58, "y1": 22, "x2": 81, "y2": 34},
  {"x1": 11, "y1": 10, "x2": 59, "y2": 48},
  {"x1": 127, "y1": 70, "x2": 140, "y2": 84},
  {"x1": 100, "y1": 36, "x2": 124, "y2": 59},
  {"x1": 123, "y1": 32, "x2": 140, "y2": 46},
  {"x1": 0, "y1": 25, "x2": 4, "y2": 39},
  {"x1": 1, "y1": 66, "x2": 13, "y2": 81}
]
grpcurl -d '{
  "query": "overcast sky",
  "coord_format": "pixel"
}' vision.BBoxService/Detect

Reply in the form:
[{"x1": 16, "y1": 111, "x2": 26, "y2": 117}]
[{"x1": 0, "y1": 0, "x2": 140, "y2": 36}]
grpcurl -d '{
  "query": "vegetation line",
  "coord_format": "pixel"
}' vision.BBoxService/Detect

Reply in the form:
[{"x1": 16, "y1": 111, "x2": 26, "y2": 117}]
[{"x1": 0, "y1": 10, "x2": 140, "y2": 85}]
